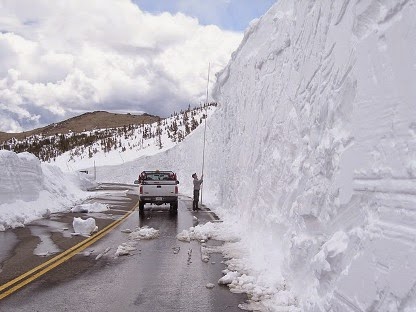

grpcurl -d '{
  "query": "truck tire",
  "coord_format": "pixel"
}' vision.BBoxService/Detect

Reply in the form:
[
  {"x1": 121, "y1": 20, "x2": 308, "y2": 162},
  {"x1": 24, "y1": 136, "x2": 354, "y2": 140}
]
[
  {"x1": 170, "y1": 200, "x2": 178, "y2": 212},
  {"x1": 139, "y1": 201, "x2": 145, "y2": 212}
]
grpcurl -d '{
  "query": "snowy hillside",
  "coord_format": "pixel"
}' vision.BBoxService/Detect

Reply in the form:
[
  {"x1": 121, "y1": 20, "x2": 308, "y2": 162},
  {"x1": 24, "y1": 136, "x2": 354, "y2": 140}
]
[
  {"x1": 1, "y1": 104, "x2": 216, "y2": 172},
  {"x1": 96, "y1": 0, "x2": 416, "y2": 310},
  {"x1": 51, "y1": 104, "x2": 216, "y2": 172}
]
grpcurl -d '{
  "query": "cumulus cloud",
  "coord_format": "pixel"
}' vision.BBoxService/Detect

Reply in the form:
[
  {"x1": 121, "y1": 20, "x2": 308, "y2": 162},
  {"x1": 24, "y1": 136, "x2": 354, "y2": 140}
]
[
  {"x1": 0, "y1": 0, "x2": 242, "y2": 132},
  {"x1": 134, "y1": 0, "x2": 276, "y2": 31}
]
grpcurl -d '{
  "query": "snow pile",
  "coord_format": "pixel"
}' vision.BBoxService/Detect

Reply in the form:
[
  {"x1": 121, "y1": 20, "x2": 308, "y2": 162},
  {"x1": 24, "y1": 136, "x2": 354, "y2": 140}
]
[
  {"x1": 178, "y1": 220, "x2": 296, "y2": 309},
  {"x1": 74, "y1": 173, "x2": 98, "y2": 191},
  {"x1": 115, "y1": 242, "x2": 137, "y2": 257},
  {"x1": 176, "y1": 230, "x2": 192, "y2": 242},
  {"x1": 71, "y1": 202, "x2": 109, "y2": 213},
  {"x1": 223, "y1": 272, "x2": 296, "y2": 311},
  {"x1": 0, "y1": 150, "x2": 42, "y2": 203},
  {"x1": 176, "y1": 222, "x2": 238, "y2": 243},
  {"x1": 72, "y1": 217, "x2": 98, "y2": 236},
  {"x1": 0, "y1": 150, "x2": 92, "y2": 230},
  {"x1": 96, "y1": 0, "x2": 416, "y2": 310},
  {"x1": 115, "y1": 226, "x2": 160, "y2": 256},
  {"x1": 128, "y1": 226, "x2": 160, "y2": 240}
]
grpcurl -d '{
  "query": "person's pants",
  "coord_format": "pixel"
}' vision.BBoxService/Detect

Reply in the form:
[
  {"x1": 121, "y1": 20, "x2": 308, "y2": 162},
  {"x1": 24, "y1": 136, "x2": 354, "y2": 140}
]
[{"x1": 193, "y1": 190, "x2": 200, "y2": 210}]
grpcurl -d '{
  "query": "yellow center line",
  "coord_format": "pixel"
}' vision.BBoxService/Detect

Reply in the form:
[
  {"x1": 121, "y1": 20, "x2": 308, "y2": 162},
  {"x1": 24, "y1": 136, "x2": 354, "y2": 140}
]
[{"x1": 0, "y1": 203, "x2": 138, "y2": 300}]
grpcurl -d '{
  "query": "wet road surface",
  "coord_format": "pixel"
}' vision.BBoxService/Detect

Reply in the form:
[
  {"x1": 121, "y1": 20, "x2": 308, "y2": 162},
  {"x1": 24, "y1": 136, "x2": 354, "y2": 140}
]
[{"x1": 0, "y1": 183, "x2": 246, "y2": 311}]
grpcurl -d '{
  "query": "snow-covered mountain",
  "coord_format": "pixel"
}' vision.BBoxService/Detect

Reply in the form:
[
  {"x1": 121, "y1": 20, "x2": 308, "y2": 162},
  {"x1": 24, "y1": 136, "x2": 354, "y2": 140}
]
[
  {"x1": 1, "y1": 104, "x2": 216, "y2": 172},
  {"x1": 51, "y1": 104, "x2": 216, "y2": 172},
  {"x1": 95, "y1": 0, "x2": 416, "y2": 310}
]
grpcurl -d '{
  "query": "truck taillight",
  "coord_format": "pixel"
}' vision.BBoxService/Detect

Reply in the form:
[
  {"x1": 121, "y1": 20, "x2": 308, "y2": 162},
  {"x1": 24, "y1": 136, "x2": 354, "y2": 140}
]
[
  {"x1": 175, "y1": 186, "x2": 178, "y2": 194},
  {"x1": 140, "y1": 186, "x2": 143, "y2": 194}
]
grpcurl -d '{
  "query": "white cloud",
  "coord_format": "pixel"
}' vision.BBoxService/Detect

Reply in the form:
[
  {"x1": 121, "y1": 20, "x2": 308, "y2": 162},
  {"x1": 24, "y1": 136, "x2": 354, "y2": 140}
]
[{"x1": 0, "y1": 0, "x2": 242, "y2": 132}]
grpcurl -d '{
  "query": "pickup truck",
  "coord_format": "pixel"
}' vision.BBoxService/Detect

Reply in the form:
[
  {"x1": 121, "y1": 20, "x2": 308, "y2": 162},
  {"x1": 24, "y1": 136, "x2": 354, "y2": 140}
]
[{"x1": 134, "y1": 170, "x2": 179, "y2": 212}]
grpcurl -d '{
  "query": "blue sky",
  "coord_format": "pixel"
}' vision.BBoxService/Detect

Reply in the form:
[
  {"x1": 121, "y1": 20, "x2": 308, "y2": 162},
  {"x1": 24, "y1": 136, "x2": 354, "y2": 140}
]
[{"x1": 133, "y1": 0, "x2": 276, "y2": 31}]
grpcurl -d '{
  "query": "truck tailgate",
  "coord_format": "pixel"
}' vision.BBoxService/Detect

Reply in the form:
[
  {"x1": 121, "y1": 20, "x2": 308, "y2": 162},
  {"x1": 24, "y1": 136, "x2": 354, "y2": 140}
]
[{"x1": 142, "y1": 182, "x2": 176, "y2": 197}]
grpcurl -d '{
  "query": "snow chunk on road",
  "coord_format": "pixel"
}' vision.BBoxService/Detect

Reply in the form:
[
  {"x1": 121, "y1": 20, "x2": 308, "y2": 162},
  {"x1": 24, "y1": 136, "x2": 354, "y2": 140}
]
[
  {"x1": 115, "y1": 226, "x2": 159, "y2": 256},
  {"x1": 176, "y1": 222, "x2": 239, "y2": 242},
  {"x1": 177, "y1": 230, "x2": 191, "y2": 242},
  {"x1": 71, "y1": 202, "x2": 109, "y2": 213},
  {"x1": 218, "y1": 271, "x2": 240, "y2": 285},
  {"x1": 128, "y1": 226, "x2": 159, "y2": 240},
  {"x1": 72, "y1": 217, "x2": 98, "y2": 236},
  {"x1": 115, "y1": 242, "x2": 137, "y2": 256},
  {"x1": 206, "y1": 283, "x2": 215, "y2": 289}
]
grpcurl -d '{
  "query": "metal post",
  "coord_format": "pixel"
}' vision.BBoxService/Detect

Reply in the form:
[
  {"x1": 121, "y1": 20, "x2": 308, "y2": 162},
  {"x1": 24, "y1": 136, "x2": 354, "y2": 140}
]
[{"x1": 200, "y1": 63, "x2": 210, "y2": 206}]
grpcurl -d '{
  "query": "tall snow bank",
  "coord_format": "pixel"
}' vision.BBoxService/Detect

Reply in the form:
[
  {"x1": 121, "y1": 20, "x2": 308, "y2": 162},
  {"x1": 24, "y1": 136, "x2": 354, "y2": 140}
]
[
  {"x1": 0, "y1": 151, "x2": 94, "y2": 230},
  {"x1": 209, "y1": 1, "x2": 416, "y2": 310},
  {"x1": 97, "y1": 0, "x2": 416, "y2": 310}
]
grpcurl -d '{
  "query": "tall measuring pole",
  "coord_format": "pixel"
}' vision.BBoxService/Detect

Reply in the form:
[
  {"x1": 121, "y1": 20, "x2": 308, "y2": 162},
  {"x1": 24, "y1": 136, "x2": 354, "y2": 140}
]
[{"x1": 200, "y1": 63, "x2": 210, "y2": 206}]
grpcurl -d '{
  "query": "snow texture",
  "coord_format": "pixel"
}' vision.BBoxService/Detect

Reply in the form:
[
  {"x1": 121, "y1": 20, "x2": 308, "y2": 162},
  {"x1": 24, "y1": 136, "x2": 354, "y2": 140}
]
[
  {"x1": 128, "y1": 226, "x2": 160, "y2": 240},
  {"x1": 115, "y1": 226, "x2": 160, "y2": 256},
  {"x1": 96, "y1": 0, "x2": 416, "y2": 310},
  {"x1": 177, "y1": 222, "x2": 239, "y2": 243},
  {"x1": 0, "y1": 150, "x2": 93, "y2": 230},
  {"x1": 71, "y1": 202, "x2": 109, "y2": 213},
  {"x1": 72, "y1": 217, "x2": 98, "y2": 236},
  {"x1": 115, "y1": 242, "x2": 137, "y2": 257}
]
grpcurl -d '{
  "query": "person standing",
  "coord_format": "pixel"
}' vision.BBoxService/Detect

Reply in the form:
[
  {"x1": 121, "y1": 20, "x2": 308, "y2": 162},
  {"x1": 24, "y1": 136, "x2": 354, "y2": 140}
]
[{"x1": 192, "y1": 173, "x2": 203, "y2": 211}]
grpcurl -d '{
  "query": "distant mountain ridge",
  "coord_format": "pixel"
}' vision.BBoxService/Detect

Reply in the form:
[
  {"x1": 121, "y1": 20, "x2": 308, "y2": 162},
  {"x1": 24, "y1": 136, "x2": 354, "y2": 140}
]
[
  {"x1": 0, "y1": 103, "x2": 217, "y2": 165},
  {"x1": 0, "y1": 111, "x2": 160, "y2": 143}
]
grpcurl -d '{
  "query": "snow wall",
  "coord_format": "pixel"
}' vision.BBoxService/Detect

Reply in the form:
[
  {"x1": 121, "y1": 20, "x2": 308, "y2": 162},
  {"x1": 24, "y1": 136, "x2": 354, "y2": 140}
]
[
  {"x1": 0, "y1": 150, "x2": 93, "y2": 230},
  {"x1": 97, "y1": 0, "x2": 416, "y2": 310}
]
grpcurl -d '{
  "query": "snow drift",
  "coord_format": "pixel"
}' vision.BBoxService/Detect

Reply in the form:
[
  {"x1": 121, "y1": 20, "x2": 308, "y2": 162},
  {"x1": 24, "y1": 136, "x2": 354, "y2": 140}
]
[
  {"x1": 0, "y1": 150, "x2": 94, "y2": 230},
  {"x1": 97, "y1": 0, "x2": 416, "y2": 310}
]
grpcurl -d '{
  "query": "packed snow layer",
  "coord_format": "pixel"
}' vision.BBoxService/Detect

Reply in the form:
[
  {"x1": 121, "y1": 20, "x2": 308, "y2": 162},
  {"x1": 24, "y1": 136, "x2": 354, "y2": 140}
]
[
  {"x1": 97, "y1": 0, "x2": 416, "y2": 310},
  {"x1": 0, "y1": 150, "x2": 94, "y2": 230}
]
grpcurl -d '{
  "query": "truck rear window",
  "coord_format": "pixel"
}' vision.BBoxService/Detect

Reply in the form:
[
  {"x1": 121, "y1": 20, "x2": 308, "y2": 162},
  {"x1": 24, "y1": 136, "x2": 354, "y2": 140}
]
[{"x1": 140, "y1": 171, "x2": 176, "y2": 181}]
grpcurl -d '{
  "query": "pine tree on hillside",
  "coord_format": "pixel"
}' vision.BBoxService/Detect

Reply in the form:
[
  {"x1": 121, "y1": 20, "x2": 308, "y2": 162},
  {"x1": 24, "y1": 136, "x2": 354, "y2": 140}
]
[
  {"x1": 156, "y1": 118, "x2": 163, "y2": 149},
  {"x1": 177, "y1": 129, "x2": 184, "y2": 142},
  {"x1": 171, "y1": 120, "x2": 178, "y2": 140},
  {"x1": 191, "y1": 116, "x2": 199, "y2": 131},
  {"x1": 185, "y1": 121, "x2": 190, "y2": 136}
]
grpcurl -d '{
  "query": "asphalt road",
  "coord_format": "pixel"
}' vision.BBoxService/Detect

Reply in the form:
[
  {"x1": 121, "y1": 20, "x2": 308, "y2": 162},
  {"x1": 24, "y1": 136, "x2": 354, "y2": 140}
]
[{"x1": 0, "y1": 183, "x2": 246, "y2": 311}]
